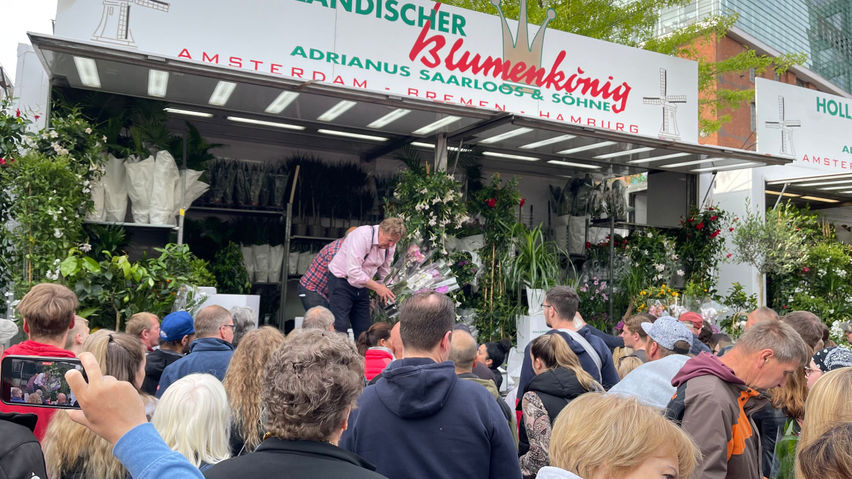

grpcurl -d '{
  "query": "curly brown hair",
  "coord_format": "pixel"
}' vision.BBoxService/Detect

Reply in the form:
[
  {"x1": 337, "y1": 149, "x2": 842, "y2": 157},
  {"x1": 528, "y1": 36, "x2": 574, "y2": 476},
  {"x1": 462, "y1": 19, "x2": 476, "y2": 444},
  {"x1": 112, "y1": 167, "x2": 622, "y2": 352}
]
[
  {"x1": 263, "y1": 328, "x2": 364, "y2": 442},
  {"x1": 223, "y1": 326, "x2": 285, "y2": 453}
]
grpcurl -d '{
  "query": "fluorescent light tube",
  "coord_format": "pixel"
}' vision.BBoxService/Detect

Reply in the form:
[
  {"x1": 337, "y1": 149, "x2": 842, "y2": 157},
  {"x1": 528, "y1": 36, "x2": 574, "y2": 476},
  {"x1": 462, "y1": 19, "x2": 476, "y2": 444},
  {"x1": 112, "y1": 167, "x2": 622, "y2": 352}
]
[
  {"x1": 147, "y1": 69, "x2": 168, "y2": 97},
  {"x1": 520, "y1": 134, "x2": 576, "y2": 150},
  {"x1": 691, "y1": 162, "x2": 758, "y2": 173},
  {"x1": 799, "y1": 196, "x2": 840, "y2": 203},
  {"x1": 412, "y1": 116, "x2": 461, "y2": 135},
  {"x1": 73, "y1": 57, "x2": 101, "y2": 88},
  {"x1": 209, "y1": 81, "x2": 237, "y2": 106},
  {"x1": 367, "y1": 108, "x2": 411, "y2": 129},
  {"x1": 163, "y1": 108, "x2": 213, "y2": 118},
  {"x1": 318, "y1": 100, "x2": 357, "y2": 122},
  {"x1": 594, "y1": 147, "x2": 654, "y2": 159},
  {"x1": 317, "y1": 129, "x2": 387, "y2": 142},
  {"x1": 547, "y1": 160, "x2": 601, "y2": 169},
  {"x1": 481, "y1": 151, "x2": 538, "y2": 161},
  {"x1": 628, "y1": 152, "x2": 690, "y2": 164},
  {"x1": 479, "y1": 127, "x2": 533, "y2": 144},
  {"x1": 265, "y1": 91, "x2": 299, "y2": 114},
  {"x1": 227, "y1": 116, "x2": 305, "y2": 130},
  {"x1": 558, "y1": 141, "x2": 616, "y2": 155}
]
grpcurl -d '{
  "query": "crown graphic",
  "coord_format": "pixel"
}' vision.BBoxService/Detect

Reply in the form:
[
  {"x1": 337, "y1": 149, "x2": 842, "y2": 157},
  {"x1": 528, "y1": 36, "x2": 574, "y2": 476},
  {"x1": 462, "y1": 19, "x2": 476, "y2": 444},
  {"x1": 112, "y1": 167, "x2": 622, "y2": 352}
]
[{"x1": 490, "y1": 0, "x2": 556, "y2": 69}]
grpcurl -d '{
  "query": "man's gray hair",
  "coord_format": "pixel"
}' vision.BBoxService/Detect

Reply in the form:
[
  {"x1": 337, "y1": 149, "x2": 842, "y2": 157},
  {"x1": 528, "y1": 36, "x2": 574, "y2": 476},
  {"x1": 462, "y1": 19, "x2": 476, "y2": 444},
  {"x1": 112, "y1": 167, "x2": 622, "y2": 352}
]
[
  {"x1": 736, "y1": 319, "x2": 810, "y2": 366},
  {"x1": 230, "y1": 306, "x2": 257, "y2": 346},
  {"x1": 194, "y1": 305, "x2": 232, "y2": 338},
  {"x1": 303, "y1": 306, "x2": 335, "y2": 330}
]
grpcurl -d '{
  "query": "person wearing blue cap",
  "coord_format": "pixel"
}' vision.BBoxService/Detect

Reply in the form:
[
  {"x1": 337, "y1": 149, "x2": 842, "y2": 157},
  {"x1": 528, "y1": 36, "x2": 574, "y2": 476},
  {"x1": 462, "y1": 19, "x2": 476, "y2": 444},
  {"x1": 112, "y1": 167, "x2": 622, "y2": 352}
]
[{"x1": 141, "y1": 311, "x2": 195, "y2": 396}]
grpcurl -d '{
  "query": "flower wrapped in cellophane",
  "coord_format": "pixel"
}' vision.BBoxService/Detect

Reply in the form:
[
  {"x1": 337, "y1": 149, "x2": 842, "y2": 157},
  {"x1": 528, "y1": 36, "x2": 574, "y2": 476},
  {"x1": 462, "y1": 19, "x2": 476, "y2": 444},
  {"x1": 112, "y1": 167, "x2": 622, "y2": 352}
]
[{"x1": 374, "y1": 244, "x2": 460, "y2": 321}]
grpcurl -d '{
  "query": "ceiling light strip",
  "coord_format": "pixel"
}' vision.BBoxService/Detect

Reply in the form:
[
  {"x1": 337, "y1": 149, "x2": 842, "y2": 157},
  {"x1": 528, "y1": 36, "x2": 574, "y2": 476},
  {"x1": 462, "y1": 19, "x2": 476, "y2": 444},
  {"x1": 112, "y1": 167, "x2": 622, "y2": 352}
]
[
  {"x1": 318, "y1": 100, "x2": 357, "y2": 122},
  {"x1": 547, "y1": 160, "x2": 602, "y2": 169},
  {"x1": 209, "y1": 81, "x2": 237, "y2": 106},
  {"x1": 265, "y1": 91, "x2": 299, "y2": 114},
  {"x1": 147, "y1": 69, "x2": 169, "y2": 97},
  {"x1": 627, "y1": 152, "x2": 690, "y2": 164},
  {"x1": 317, "y1": 128, "x2": 387, "y2": 142},
  {"x1": 519, "y1": 134, "x2": 576, "y2": 150},
  {"x1": 73, "y1": 56, "x2": 101, "y2": 88},
  {"x1": 479, "y1": 127, "x2": 534, "y2": 144},
  {"x1": 227, "y1": 116, "x2": 305, "y2": 130},
  {"x1": 481, "y1": 151, "x2": 539, "y2": 161},
  {"x1": 367, "y1": 108, "x2": 411, "y2": 129},
  {"x1": 691, "y1": 162, "x2": 759, "y2": 173},
  {"x1": 799, "y1": 196, "x2": 840, "y2": 203},
  {"x1": 412, "y1": 116, "x2": 462, "y2": 135},
  {"x1": 163, "y1": 107, "x2": 213, "y2": 118},
  {"x1": 557, "y1": 141, "x2": 616, "y2": 155},
  {"x1": 594, "y1": 147, "x2": 654, "y2": 159}
]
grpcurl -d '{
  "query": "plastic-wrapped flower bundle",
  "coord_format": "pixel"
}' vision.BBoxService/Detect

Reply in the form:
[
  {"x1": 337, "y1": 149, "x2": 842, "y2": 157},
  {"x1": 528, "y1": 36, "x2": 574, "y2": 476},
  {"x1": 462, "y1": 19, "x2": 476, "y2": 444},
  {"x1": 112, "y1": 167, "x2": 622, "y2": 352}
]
[{"x1": 380, "y1": 244, "x2": 459, "y2": 319}]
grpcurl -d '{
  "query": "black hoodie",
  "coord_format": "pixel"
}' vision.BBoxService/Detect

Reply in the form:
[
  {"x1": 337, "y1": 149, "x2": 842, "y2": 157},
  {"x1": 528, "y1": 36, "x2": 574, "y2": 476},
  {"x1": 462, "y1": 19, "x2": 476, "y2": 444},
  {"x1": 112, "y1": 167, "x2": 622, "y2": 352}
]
[{"x1": 518, "y1": 368, "x2": 588, "y2": 455}]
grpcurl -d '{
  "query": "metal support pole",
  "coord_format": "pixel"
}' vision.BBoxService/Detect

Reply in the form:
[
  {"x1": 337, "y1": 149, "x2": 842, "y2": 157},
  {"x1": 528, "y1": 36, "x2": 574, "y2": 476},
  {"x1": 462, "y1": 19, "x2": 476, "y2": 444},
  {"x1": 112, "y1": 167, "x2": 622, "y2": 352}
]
[
  {"x1": 608, "y1": 215, "x2": 615, "y2": 322},
  {"x1": 773, "y1": 183, "x2": 789, "y2": 209},
  {"x1": 177, "y1": 132, "x2": 187, "y2": 244},
  {"x1": 700, "y1": 172, "x2": 718, "y2": 210},
  {"x1": 278, "y1": 165, "x2": 300, "y2": 331}
]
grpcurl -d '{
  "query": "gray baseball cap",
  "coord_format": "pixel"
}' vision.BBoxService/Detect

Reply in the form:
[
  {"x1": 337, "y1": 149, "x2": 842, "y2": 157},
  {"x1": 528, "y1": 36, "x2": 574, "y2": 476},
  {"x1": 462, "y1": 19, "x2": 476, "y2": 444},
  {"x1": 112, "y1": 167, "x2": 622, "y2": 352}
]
[{"x1": 642, "y1": 315, "x2": 693, "y2": 353}]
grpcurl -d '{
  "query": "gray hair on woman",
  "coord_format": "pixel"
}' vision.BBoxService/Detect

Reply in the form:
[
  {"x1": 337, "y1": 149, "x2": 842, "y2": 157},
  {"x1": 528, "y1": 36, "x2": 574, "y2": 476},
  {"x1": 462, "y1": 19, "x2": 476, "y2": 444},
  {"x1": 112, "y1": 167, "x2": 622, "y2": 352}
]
[{"x1": 229, "y1": 306, "x2": 257, "y2": 347}]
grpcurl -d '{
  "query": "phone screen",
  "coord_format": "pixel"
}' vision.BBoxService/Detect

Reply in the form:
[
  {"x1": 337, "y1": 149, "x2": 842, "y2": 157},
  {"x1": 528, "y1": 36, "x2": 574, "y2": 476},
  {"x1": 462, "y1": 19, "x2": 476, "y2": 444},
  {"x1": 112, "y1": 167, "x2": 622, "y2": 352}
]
[{"x1": 0, "y1": 356, "x2": 83, "y2": 409}]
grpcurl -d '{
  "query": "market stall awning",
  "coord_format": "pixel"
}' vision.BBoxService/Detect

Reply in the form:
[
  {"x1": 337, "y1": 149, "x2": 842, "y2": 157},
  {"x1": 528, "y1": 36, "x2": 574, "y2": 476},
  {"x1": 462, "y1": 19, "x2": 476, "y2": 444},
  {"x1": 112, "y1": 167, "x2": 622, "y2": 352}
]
[
  {"x1": 30, "y1": 33, "x2": 792, "y2": 178},
  {"x1": 766, "y1": 173, "x2": 852, "y2": 207}
]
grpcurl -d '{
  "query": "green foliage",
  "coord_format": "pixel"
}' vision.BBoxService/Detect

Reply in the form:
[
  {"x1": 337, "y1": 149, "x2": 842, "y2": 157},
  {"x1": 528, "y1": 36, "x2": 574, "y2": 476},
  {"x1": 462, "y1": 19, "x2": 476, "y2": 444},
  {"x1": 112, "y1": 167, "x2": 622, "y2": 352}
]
[
  {"x1": 731, "y1": 202, "x2": 807, "y2": 276},
  {"x1": 61, "y1": 243, "x2": 216, "y2": 330},
  {"x1": 505, "y1": 222, "x2": 565, "y2": 291},
  {"x1": 469, "y1": 174, "x2": 521, "y2": 244},
  {"x1": 448, "y1": 250, "x2": 479, "y2": 309},
  {"x1": 0, "y1": 97, "x2": 33, "y2": 158},
  {"x1": 84, "y1": 224, "x2": 129, "y2": 261},
  {"x1": 386, "y1": 154, "x2": 468, "y2": 254},
  {"x1": 210, "y1": 242, "x2": 251, "y2": 294},
  {"x1": 716, "y1": 282, "x2": 757, "y2": 337},
  {"x1": 677, "y1": 205, "x2": 729, "y2": 290}
]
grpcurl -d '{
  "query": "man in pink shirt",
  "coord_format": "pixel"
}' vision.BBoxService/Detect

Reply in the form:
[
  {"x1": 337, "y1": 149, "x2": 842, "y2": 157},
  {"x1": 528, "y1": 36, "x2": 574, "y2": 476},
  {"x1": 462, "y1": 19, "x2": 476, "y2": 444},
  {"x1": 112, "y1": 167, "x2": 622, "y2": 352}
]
[{"x1": 327, "y1": 217, "x2": 404, "y2": 339}]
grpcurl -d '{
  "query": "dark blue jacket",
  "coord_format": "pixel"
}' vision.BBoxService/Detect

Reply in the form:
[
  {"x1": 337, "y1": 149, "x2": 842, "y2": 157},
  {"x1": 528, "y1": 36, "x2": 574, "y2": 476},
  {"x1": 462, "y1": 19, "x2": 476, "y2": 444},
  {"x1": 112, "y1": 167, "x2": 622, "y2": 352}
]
[
  {"x1": 517, "y1": 328, "x2": 619, "y2": 399},
  {"x1": 340, "y1": 358, "x2": 521, "y2": 479},
  {"x1": 156, "y1": 338, "x2": 234, "y2": 398}
]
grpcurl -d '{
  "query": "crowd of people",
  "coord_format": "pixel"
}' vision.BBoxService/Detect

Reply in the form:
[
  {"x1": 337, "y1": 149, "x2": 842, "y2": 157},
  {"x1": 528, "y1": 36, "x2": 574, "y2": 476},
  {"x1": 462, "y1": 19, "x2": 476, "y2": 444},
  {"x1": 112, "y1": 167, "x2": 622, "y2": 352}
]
[{"x1": 0, "y1": 219, "x2": 850, "y2": 479}]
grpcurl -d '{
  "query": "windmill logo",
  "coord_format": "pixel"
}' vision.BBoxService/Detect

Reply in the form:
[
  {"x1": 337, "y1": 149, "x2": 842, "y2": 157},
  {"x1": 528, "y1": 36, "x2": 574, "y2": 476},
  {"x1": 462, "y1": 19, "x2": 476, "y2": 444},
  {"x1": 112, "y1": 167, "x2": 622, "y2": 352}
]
[
  {"x1": 643, "y1": 68, "x2": 688, "y2": 141},
  {"x1": 764, "y1": 96, "x2": 801, "y2": 156},
  {"x1": 92, "y1": 0, "x2": 170, "y2": 47}
]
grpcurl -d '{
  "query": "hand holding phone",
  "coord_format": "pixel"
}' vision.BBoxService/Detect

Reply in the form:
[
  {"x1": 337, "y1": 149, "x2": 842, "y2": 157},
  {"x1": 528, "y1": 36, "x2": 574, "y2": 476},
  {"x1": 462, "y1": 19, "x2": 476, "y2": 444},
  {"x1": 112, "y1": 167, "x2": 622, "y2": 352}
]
[{"x1": 65, "y1": 352, "x2": 148, "y2": 445}]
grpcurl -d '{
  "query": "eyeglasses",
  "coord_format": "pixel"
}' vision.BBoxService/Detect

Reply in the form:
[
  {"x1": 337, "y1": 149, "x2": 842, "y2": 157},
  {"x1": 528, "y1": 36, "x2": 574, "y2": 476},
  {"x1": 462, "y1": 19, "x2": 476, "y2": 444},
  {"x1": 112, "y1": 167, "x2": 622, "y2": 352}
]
[
  {"x1": 804, "y1": 366, "x2": 819, "y2": 377},
  {"x1": 222, "y1": 324, "x2": 235, "y2": 329},
  {"x1": 542, "y1": 303, "x2": 552, "y2": 309}
]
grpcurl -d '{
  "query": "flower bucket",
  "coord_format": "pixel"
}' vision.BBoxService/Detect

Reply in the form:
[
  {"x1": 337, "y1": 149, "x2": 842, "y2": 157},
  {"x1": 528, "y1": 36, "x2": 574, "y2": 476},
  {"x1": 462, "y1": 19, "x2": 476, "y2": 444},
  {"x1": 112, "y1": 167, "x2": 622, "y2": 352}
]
[{"x1": 526, "y1": 288, "x2": 546, "y2": 316}]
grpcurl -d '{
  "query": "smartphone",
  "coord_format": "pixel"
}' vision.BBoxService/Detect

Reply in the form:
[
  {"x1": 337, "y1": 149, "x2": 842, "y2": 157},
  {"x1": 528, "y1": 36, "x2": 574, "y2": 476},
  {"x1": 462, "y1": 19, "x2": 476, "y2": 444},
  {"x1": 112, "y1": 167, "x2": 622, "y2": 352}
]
[{"x1": 0, "y1": 355, "x2": 84, "y2": 409}]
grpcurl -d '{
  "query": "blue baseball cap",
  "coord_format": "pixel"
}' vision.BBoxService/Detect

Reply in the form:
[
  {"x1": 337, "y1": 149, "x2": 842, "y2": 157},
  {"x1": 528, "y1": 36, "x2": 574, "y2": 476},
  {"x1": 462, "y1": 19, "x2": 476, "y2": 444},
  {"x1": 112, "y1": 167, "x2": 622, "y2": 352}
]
[{"x1": 160, "y1": 311, "x2": 194, "y2": 342}]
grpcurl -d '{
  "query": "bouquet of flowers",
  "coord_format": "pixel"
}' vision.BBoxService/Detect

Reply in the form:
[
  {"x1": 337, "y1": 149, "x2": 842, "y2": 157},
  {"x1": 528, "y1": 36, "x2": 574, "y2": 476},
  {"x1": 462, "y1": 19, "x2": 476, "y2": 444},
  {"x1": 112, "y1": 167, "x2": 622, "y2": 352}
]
[{"x1": 374, "y1": 244, "x2": 460, "y2": 320}]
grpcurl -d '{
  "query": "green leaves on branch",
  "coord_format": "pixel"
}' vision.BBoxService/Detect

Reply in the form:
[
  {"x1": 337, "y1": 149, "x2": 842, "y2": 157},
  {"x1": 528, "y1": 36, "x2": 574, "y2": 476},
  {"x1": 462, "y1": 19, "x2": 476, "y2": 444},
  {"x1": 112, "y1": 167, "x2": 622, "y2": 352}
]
[
  {"x1": 505, "y1": 222, "x2": 565, "y2": 291},
  {"x1": 730, "y1": 202, "x2": 807, "y2": 276}
]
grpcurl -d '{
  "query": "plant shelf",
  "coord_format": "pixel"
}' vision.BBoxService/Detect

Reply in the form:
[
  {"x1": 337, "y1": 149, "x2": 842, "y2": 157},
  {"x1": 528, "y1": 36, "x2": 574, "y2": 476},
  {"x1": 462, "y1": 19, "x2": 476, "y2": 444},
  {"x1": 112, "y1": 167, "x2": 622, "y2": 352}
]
[
  {"x1": 84, "y1": 220, "x2": 178, "y2": 230},
  {"x1": 188, "y1": 206, "x2": 283, "y2": 216}
]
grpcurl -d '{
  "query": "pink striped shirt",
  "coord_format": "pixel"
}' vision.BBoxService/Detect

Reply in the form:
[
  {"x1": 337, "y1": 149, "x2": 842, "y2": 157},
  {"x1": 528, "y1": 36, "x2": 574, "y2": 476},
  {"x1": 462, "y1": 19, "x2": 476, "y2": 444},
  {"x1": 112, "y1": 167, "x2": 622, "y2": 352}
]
[{"x1": 328, "y1": 225, "x2": 395, "y2": 287}]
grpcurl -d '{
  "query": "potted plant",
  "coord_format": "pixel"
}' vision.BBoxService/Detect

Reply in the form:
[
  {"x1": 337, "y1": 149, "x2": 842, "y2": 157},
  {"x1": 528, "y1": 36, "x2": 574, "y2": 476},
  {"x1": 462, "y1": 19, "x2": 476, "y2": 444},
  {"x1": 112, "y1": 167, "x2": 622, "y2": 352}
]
[{"x1": 505, "y1": 222, "x2": 565, "y2": 316}]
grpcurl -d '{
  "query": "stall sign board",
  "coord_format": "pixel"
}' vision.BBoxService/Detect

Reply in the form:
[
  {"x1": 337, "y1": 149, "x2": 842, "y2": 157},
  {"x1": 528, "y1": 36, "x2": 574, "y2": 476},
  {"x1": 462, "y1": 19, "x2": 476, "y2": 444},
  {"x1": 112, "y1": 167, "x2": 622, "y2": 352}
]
[
  {"x1": 55, "y1": 0, "x2": 698, "y2": 142},
  {"x1": 756, "y1": 77, "x2": 852, "y2": 173}
]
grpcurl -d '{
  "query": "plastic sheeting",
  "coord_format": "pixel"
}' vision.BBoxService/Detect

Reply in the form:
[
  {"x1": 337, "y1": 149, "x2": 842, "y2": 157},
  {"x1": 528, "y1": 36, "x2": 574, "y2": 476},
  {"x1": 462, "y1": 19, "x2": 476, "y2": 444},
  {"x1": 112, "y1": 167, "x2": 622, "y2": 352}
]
[
  {"x1": 125, "y1": 155, "x2": 155, "y2": 224},
  {"x1": 171, "y1": 169, "x2": 209, "y2": 224},
  {"x1": 241, "y1": 246, "x2": 255, "y2": 283},
  {"x1": 103, "y1": 154, "x2": 128, "y2": 222},
  {"x1": 268, "y1": 245, "x2": 285, "y2": 284},
  {"x1": 86, "y1": 178, "x2": 106, "y2": 221},
  {"x1": 253, "y1": 244, "x2": 270, "y2": 283},
  {"x1": 149, "y1": 151, "x2": 179, "y2": 225}
]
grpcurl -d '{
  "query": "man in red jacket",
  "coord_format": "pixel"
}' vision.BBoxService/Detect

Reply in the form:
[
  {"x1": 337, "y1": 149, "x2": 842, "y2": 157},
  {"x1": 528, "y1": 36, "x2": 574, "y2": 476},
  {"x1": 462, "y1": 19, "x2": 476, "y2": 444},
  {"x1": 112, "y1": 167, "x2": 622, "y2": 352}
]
[{"x1": 1, "y1": 283, "x2": 78, "y2": 440}]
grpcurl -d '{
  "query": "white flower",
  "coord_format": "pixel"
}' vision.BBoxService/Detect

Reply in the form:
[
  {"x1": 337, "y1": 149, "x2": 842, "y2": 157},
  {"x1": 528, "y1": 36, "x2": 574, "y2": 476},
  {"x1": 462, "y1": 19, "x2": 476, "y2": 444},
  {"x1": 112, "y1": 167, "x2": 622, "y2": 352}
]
[
  {"x1": 53, "y1": 228, "x2": 63, "y2": 238},
  {"x1": 431, "y1": 197, "x2": 440, "y2": 205},
  {"x1": 420, "y1": 188, "x2": 428, "y2": 194},
  {"x1": 48, "y1": 130, "x2": 59, "y2": 139},
  {"x1": 676, "y1": 269, "x2": 684, "y2": 276},
  {"x1": 41, "y1": 133, "x2": 49, "y2": 140},
  {"x1": 654, "y1": 264, "x2": 666, "y2": 272},
  {"x1": 85, "y1": 127, "x2": 92, "y2": 134},
  {"x1": 102, "y1": 135, "x2": 107, "y2": 142},
  {"x1": 429, "y1": 218, "x2": 437, "y2": 226},
  {"x1": 646, "y1": 232, "x2": 652, "y2": 238},
  {"x1": 79, "y1": 243, "x2": 92, "y2": 252},
  {"x1": 838, "y1": 270, "x2": 847, "y2": 278}
]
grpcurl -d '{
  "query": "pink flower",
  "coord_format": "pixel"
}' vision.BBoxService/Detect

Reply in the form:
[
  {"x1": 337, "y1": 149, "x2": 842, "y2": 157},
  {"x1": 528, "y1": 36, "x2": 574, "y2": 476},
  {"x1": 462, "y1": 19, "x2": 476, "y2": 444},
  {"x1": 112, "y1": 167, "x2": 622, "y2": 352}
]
[
  {"x1": 435, "y1": 286, "x2": 450, "y2": 294},
  {"x1": 803, "y1": 267, "x2": 810, "y2": 273}
]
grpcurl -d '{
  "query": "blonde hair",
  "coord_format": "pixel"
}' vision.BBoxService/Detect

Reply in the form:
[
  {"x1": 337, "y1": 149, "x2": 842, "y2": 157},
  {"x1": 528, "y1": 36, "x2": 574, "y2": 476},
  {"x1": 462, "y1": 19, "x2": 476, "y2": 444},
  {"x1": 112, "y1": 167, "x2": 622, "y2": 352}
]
[
  {"x1": 125, "y1": 312, "x2": 157, "y2": 338},
  {"x1": 796, "y1": 367, "x2": 852, "y2": 477},
  {"x1": 549, "y1": 393, "x2": 700, "y2": 479},
  {"x1": 530, "y1": 334, "x2": 599, "y2": 392},
  {"x1": 379, "y1": 217, "x2": 405, "y2": 238},
  {"x1": 612, "y1": 346, "x2": 634, "y2": 365},
  {"x1": 42, "y1": 331, "x2": 146, "y2": 479},
  {"x1": 797, "y1": 423, "x2": 852, "y2": 479},
  {"x1": 616, "y1": 355, "x2": 643, "y2": 380},
  {"x1": 64, "y1": 316, "x2": 89, "y2": 350},
  {"x1": 223, "y1": 327, "x2": 285, "y2": 453},
  {"x1": 152, "y1": 373, "x2": 232, "y2": 468}
]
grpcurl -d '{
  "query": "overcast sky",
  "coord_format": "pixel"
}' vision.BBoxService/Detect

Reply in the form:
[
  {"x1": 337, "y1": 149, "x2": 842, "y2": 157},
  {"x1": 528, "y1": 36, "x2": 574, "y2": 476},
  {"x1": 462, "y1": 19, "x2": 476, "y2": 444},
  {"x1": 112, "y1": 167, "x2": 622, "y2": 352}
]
[{"x1": 0, "y1": 1, "x2": 57, "y2": 83}]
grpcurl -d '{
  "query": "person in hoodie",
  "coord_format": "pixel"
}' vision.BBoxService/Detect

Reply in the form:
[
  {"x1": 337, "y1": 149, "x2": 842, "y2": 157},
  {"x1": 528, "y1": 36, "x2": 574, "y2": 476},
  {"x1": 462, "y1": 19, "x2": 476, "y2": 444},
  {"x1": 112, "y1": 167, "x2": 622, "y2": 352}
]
[
  {"x1": 517, "y1": 286, "x2": 618, "y2": 422},
  {"x1": 538, "y1": 393, "x2": 699, "y2": 479},
  {"x1": 142, "y1": 311, "x2": 195, "y2": 396},
  {"x1": 357, "y1": 321, "x2": 394, "y2": 381},
  {"x1": 519, "y1": 333, "x2": 602, "y2": 478},
  {"x1": 340, "y1": 292, "x2": 521, "y2": 479},
  {"x1": 665, "y1": 319, "x2": 809, "y2": 479},
  {"x1": 0, "y1": 283, "x2": 79, "y2": 440}
]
